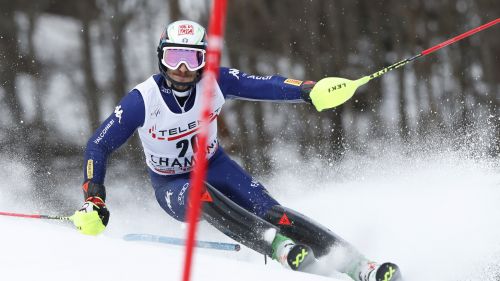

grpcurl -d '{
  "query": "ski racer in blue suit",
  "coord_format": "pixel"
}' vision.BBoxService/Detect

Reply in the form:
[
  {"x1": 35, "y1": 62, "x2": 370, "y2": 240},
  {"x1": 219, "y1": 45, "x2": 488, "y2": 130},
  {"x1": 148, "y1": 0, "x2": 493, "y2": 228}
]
[{"x1": 72, "y1": 20, "x2": 401, "y2": 281}]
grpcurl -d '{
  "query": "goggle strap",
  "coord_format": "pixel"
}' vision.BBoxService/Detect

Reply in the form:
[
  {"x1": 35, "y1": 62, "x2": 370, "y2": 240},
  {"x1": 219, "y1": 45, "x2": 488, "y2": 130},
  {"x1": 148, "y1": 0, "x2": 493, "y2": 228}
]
[{"x1": 162, "y1": 43, "x2": 206, "y2": 50}]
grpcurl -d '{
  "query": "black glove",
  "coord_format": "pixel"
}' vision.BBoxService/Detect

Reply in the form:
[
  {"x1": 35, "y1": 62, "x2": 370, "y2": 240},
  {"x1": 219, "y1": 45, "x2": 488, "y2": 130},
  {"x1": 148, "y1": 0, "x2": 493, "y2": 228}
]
[
  {"x1": 300, "y1": 80, "x2": 317, "y2": 104},
  {"x1": 73, "y1": 195, "x2": 109, "y2": 235},
  {"x1": 81, "y1": 181, "x2": 110, "y2": 226}
]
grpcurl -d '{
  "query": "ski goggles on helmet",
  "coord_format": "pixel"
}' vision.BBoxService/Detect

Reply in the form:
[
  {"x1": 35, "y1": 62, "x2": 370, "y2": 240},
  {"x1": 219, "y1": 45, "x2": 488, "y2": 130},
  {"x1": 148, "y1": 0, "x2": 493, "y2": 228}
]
[{"x1": 161, "y1": 47, "x2": 206, "y2": 71}]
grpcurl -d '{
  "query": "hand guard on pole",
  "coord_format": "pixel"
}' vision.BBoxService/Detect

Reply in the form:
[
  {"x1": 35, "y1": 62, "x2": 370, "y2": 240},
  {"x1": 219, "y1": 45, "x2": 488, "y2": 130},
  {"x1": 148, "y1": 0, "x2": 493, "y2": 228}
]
[
  {"x1": 73, "y1": 181, "x2": 110, "y2": 235},
  {"x1": 308, "y1": 76, "x2": 370, "y2": 112},
  {"x1": 302, "y1": 77, "x2": 368, "y2": 112}
]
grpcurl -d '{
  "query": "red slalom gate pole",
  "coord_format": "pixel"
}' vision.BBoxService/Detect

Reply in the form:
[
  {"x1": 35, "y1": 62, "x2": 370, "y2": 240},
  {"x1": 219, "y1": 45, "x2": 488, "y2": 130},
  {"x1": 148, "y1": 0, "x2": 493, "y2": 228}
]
[{"x1": 182, "y1": 1, "x2": 227, "y2": 281}]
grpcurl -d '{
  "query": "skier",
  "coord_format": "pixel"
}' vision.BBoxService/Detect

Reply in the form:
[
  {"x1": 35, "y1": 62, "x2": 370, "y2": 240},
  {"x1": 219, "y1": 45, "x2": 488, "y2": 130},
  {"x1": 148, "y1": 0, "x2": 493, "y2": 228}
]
[{"x1": 72, "y1": 20, "x2": 401, "y2": 281}]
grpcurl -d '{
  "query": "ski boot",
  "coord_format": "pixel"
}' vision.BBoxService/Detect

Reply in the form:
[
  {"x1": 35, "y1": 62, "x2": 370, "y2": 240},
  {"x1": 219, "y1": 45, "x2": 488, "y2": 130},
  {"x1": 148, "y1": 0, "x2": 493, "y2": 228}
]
[
  {"x1": 271, "y1": 233, "x2": 316, "y2": 271},
  {"x1": 354, "y1": 261, "x2": 402, "y2": 281}
]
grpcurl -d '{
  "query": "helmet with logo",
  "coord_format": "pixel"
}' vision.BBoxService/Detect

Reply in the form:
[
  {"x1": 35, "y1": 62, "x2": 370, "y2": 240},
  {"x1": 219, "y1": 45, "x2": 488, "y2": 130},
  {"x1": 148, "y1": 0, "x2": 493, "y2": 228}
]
[{"x1": 157, "y1": 20, "x2": 207, "y2": 89}]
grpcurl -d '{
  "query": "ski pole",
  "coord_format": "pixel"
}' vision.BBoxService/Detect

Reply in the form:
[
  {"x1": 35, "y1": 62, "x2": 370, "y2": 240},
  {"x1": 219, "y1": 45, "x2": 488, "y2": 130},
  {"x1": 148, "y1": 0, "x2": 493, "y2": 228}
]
[
  {"x1": 310, "y1": 18, "x2": 500, "y2": 111},
  {"x1": 124, "y1": 233, "x2": 241, "y2": 252},
  {"x1": 0, "y1": 211, "x2": 73, "y2": 221}
]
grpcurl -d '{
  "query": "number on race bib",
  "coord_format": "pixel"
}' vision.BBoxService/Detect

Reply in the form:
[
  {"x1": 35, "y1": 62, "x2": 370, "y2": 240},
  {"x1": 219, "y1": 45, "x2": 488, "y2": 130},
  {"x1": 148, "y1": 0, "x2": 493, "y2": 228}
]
[{"x1": 176, "y1": 135, "x2": 198, "y2": 157}]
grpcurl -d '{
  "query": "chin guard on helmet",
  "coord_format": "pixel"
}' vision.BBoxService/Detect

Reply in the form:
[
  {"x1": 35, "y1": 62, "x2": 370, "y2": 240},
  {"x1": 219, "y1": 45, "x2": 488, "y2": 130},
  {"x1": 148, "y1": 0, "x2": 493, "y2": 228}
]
[{"x1": 157, "y1": 20, "x2": 207, "y2": 88}]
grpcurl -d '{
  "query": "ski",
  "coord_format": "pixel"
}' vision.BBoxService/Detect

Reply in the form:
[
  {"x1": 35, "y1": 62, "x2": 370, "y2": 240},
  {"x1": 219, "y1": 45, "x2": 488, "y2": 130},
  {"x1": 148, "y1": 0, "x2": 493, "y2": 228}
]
[{"x1": 123, "y1": 233, "x2": 241, "y2": 252}]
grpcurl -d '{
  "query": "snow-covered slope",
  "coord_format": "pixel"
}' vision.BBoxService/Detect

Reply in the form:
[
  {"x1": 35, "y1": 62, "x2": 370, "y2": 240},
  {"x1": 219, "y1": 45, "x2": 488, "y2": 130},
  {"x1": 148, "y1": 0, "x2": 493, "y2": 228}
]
[
  {"x1": 0, "y1": 216, "x2": 338, "y2": 281},
  {"x1": 268, "y1": 149, "x2": 500, "y2": 281},
  {"x1": 1, "y1": 149, "x2": 499, "y2": 281}
]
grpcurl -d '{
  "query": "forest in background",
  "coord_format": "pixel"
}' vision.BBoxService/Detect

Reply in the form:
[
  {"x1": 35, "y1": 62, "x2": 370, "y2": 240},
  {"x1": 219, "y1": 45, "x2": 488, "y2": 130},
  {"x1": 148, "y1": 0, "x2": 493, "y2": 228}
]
[{"x1": 0, "y1": 0, "x2": 498, "y2": 206}]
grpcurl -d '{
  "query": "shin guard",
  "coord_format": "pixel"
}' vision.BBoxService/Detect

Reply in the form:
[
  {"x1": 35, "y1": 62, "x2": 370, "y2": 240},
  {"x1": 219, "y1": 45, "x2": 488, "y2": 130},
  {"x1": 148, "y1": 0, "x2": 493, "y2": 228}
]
[
  {"x1": 201, "y1": 183, "x2": 278, "y2": 256},
  {"x1": 264, "y1": 205, "x2": 348, "y2": 257}
]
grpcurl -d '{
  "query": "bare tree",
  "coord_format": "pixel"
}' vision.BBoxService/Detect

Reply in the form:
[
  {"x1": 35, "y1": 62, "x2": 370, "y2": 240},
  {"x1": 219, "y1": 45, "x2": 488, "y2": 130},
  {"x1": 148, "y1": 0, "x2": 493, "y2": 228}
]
[
  {"x1": 1, "y1": 0, "x2": 498, "y2": 189},
  {"x1": 77, "y1": 2, "x2": 102, "y2": 132},
  {"x1": 0, "y1": 3, "x2": 22, "y2": 128}
]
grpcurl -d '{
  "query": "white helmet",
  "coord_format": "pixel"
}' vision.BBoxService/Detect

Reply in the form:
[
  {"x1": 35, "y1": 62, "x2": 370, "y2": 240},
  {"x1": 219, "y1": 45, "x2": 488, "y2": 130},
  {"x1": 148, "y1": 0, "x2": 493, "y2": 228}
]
[{"x1": 157, "y1": 20, "x2": 207, "y2": 88}]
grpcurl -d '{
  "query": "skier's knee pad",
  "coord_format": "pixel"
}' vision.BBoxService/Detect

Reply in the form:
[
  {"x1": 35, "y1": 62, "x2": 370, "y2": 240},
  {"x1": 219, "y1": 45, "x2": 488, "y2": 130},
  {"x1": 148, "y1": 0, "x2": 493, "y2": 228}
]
[{"x1": 264, "y1": 205, "x2": 345, "y2": 257}]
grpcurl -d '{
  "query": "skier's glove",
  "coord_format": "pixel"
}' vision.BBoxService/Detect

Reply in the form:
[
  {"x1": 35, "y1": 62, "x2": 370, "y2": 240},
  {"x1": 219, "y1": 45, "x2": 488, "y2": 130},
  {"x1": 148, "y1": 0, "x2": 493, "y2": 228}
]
[
  {"x1": 300, "y1": 80, "x2": 317, "y2": 104},
  {"x1": 72, "y1": 181, "x2": 109, "y2": 235}
]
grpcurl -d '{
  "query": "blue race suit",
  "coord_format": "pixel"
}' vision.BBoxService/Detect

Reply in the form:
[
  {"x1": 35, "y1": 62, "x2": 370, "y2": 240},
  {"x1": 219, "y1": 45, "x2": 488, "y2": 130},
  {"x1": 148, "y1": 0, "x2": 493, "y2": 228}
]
[{"x1": 83, "y1": 67, "x2": 307, "y2": 221}]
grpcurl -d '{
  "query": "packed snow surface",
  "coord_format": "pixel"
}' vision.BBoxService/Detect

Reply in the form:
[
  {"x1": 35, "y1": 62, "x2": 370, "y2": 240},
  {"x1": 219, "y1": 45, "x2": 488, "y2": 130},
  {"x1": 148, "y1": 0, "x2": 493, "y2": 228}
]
[{"x1": 1, "y1": 149, "x2": 499, "y2": 281}]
